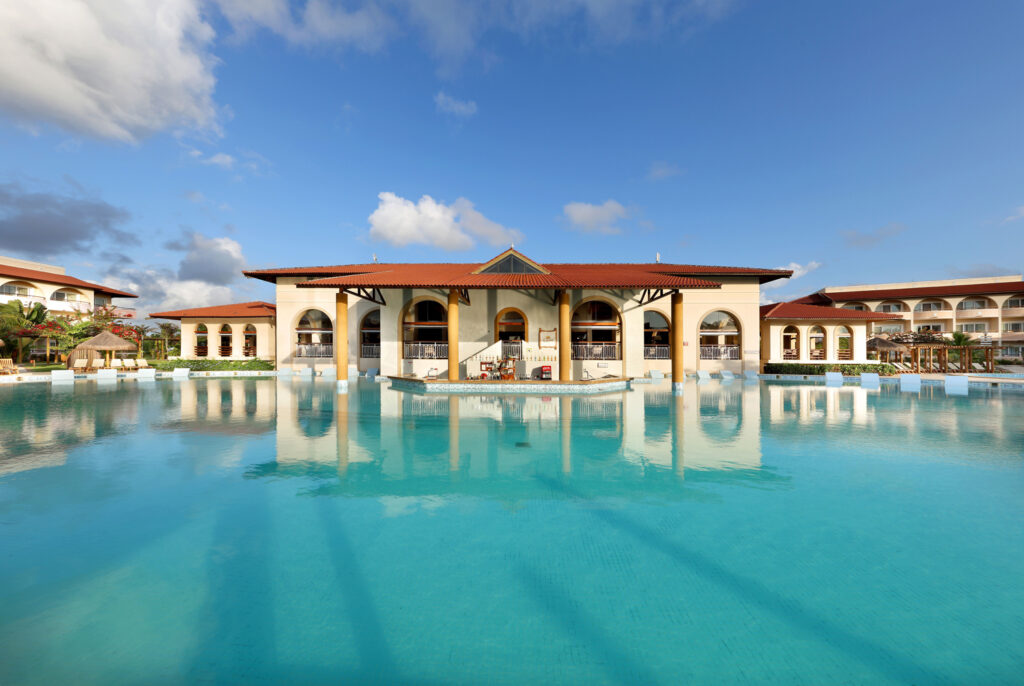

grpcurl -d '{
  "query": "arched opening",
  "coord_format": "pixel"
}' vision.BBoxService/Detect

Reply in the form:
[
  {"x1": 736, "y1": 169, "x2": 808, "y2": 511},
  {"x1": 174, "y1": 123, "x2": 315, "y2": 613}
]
[
  {"x1": 699, "y1": 311, "x2": 740, "y2": 361},
  {"x1": 49, "y1": 287, "x2": 87, "y2": 307},
  {"x1": 782, "y1": 325, "x2": 800, "y2": 360},
  {"x1": 1005, "y1": 294, "x2": 1024, "y2": 334},
  {"x1": 644, "y1": 310, "x2": 670, "y2": 359},
  {"x1": 296, "y1": 309, "x2": 333, "y2": 358},
  {"x1": 876, "y1": 300, "x2": 908, "y2": 313},
  {"x1": 957, "y1": 296, "x2": 996, "y2": 311},
  {"x1": 809, "y1": 325, "x2": 826, "y2": 360},
  {"x1": 360, "y1": 309, "x2": 381, "y2": 358},
  {"x1": 218, "y1": 324, "x2": 233, "y2": 357},
  {"x1": 914, "y1": 298, "x2": 949, "y2": 312},
  {"x1": 571, "y1": 300, "x2": 621, "y2": 360},
  {"x1": 243, "y1": 324, "x2": 257, "y2": 357},
  {"x1": 195, "y1": 324, "x2": 208, "y2": 358},
  {"x1": 403, "y1": 299, "x2": 447, "y2": 359},
  {"x1": 495, "y1": 308, "x2": 527, "y2": 359},
  {"x1": 835, "y1": 325, "x2": 852, "y2": 360},
  {"x1": 0, "y1": 280, "x2": 38, "y2": 300}
]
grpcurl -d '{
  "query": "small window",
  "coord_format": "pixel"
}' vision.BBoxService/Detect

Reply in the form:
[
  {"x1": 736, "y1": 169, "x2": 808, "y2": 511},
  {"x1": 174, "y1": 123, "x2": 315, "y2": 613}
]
[{"x1": 479, "y1": 255, "x2": 543, "y2": 274}]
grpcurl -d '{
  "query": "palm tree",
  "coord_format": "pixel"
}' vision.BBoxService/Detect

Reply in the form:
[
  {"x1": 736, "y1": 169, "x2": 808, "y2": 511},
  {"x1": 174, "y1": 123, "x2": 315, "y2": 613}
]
[
  {"x1": 0, "y1": 300, "x2": 48, "y2": 361},
  {"x1": 946, "y1": 331, "x2": 975, "y2": 369}
]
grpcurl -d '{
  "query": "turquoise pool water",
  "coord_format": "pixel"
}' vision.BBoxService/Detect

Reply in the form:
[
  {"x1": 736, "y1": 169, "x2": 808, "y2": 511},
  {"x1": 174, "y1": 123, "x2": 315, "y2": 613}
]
[{"x1": 1, "y1": 378, "x2": 1022, "y2": 684}]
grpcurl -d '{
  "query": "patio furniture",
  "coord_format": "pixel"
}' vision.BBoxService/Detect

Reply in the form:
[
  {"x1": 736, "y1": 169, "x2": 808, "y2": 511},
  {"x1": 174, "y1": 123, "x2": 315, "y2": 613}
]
[
  {"x1": 860, "y1": 372, "x2": 880, "y2": 388},
  {"x1": 0, "y1": 358, "x2": 18, "y2": 375},
  {"x1": 96, "y1": 368, "x2": 117, "y2": 380},
  {"x1": 366, "y1": 367, "x2": 379, "y2": 380},
  {"x1": 71, "y1": 358, "x2": 89, "y2": 373},
  {"x1": 110, "y1": 358, "x2": 124, "y2": 369},
  {"x1": 51, "y1": 370, "x2": 74, "y2": 382},
  {"x1": 899, "y1": 374, "x2": 921, "y2": 391},
  {"x1": 649, "y1": 369, "x2": 664, "y2": 381},
  {"x1": 172, "y1": 368, "x2": 190, "y2": 378},
  {"x1": 945, "y1": 375, "x2": 968, "y2": 396},
  {"x1": 695, "y1": 370, "x2": 711, "y2": 382},
  {"x1": 89, "y1": 358, "x2": 105, "y2": 371},
  {"x1": 825, "y1": 372, "x2": 843, "y2": 385},
  {"x1": 744, "y1": 370, "x2": 759, "y2": 380},
  {"x1": 721, "y1": 370, "x2": 735, "y2": 380},
  {"x1": 135, "y1": 359, "x2": 150, "y2": 369},
  {"x1": 122, "y1": 359, "x2": 137, "y2": 369}
]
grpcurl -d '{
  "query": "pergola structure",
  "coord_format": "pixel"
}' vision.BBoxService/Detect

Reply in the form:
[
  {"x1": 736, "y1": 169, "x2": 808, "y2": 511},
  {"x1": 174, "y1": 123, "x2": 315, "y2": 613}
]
[{"x1": 882, "y1": 343, "x2": 1002, "y2": 373}]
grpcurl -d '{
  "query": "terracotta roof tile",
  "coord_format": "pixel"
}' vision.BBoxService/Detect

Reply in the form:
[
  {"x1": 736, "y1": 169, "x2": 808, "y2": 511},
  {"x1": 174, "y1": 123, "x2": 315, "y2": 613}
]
[
  {"x1": 0, "y1": 263, "x2": 137, "y2": 298},
  {"x1": 149, "y1": 301, "x2": 276, "y2": 320},
  {"x1": 820, "y1": 280, "x2": 1024, "y2": 302},
  {"x1": 760, "y1": 302, "x2": 905, "y2": 320}
]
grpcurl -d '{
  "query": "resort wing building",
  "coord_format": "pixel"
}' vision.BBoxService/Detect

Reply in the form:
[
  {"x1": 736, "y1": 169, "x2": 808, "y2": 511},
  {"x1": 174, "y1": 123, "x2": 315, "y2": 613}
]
[
  {"x1": 793, "y1": 275, "x2": 1024, "y2": 359},
  {"x1": 759, "y1": 302, "x2": 904, "y2": 364},
  {"x1": 213, "y1": 249, "x2": 793, "y2": 381},
  {"x1": 0, "y1": 255, "x2": 137, "y2": 318},
  {"x1": 148, "y1": 302, "x2": 277, "y2": 361}
]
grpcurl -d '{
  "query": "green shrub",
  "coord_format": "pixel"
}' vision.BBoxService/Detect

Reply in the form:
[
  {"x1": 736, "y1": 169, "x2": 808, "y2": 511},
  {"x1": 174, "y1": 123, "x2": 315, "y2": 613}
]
[
  {"x1": 763, "y1": 362, "x2": 898, "y2": 376},
  {"x1": 149, "y1": 359, "x2": 275, "y2": 372}
]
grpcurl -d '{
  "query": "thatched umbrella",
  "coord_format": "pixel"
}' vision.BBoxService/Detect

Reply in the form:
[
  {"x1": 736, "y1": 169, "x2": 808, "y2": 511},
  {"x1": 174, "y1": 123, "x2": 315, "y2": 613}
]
[
  {"x1": 72, "y1": 330, "x2": 137, "y2": 367},
  {"x1": 867, "y1": 337, "x2": 908, "y2": 353}
]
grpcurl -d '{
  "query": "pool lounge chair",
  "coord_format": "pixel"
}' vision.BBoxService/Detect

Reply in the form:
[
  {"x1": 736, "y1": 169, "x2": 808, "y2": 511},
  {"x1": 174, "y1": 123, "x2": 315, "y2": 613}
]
[
  {"x1": 972, "y1": 363, "x2": 986, "y2": 373},
  {"x1": 0, "y1": 358, "x2": 18, "y2": 375},
  {"x1": 860, "y1": 372, "x2": 880, "y2": 388},
  {"x1": 945, "y1": 375, "x2": 968, "y2": 396},
  {"x1": 71, "y1": 358, "x2": 89, "y2": 373},
  {"x1": 96, "y1": 368, "x2": 117, "y2": 380},
  {"x1": 111, "y1": 358, "x2": 124, "y2": 370},
  {"x1": 51, "y1": 369, "x2": 74, "y2": 382},
  {"x1": 695, "y1": 370, "x2": 711, "y2": 382},
  {"x1": 365, "y1": 367, "x2": 379, "y2": 380},
  {"x1": 899, "y1": 374, "x2": 921, "y2": 391},
  {"x1": 136, "y1": 359, "x2": 150, "y2": 369},
  {"x1": 649, "y1": 369, "x2": 664, "y2": 381},
  {"x1": 744, "y1": 370, "x2": 759, "y2": 380},
  {"x1": 825, "y1": 371, "x2": 843, "y2": 385},
  {"x1": 123, "y1": 359, "x2": 136, "y2": 369},
  {"x1": 720, "y1": 370, "x2": 735, "y2": 380},
  {"x1": 89, "y1": 358, "x2": 105, "y2": 372}
]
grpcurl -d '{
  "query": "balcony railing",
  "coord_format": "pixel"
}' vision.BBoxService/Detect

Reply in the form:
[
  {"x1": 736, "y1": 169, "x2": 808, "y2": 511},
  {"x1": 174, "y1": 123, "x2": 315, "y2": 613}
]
[
  {"x1": 361, "y1": 344, "x2": 380, "y2": 358},
  {"x1": 195, "y1": 346, "x2": 208, "y2": 357},
  {"x1": 572, "y1": 343, "x2": 620, "y2": 360},
  {"x1": 501, "y1": 340, "x2": 523, "y2": 359},
  {"x1": 404, "y1": 342, "x2": 448, "y2": 359},
  {"x1": 243, "y1": 346, "x2": 256, "y2": 358},
  {"x1": 809, "y1": 348, "x2": 825, "y2": 360},
  {"x1": 701, "y1": 345, "x2": 740, "y2": 360},
  {"x1": 296, "y1": 343, "x2": 333, "y2": 358},
  {"x1": 783, "y1": 349, "x2": 799, "y2": 360},
  {"x1": 218, "y1": 346, "x2": 232, "y2": 357},
  {"x1": 838, "y1": 348, "x2": 853, "y2": 360},
  {"x1": 0, "y1": 293, "x2": 44, "y2": 305},
  {"x1": 644, "y1": 345, "x2": 670, "y2": 359}
]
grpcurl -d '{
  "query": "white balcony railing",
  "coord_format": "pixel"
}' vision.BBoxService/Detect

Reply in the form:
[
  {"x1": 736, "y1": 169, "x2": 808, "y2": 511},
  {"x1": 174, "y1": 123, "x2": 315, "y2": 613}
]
[
  {"x1": 644, "y1": 345, "x2": 670, "y2": 359},
  {"x1": 501, "y1": 340, "x2": 523, "y2": 359},
  {"x1": 296, "y1": 343, "x2": 333, "y2": 358},
  {"x1": 572, "y1": 343, "x2": 620, "y2": 360},
  {"x1": 404, "y1": 342, "x2": 448, "y2": 359},
  {"x1": 701, "y1": 345, "x2": 740, "y2": 360},
  {"x1": 361, "y1": 344, "x2": 380, "y2": 358},
  {"x1": 0, "y1": 293, "x2": 45, "y2": 306}
]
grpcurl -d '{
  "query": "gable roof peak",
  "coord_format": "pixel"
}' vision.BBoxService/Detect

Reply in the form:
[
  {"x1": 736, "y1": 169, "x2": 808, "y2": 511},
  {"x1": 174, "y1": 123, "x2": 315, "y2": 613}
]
[{"x1": 472, "y1": 248, "x2": 550, "y2": 275}]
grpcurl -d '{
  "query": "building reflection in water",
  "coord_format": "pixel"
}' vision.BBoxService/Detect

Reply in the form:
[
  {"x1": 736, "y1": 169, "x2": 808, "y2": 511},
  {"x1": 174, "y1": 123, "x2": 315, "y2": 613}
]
[{"x1": 2, "y1": 378, "x2": 1021, "y2": 489}]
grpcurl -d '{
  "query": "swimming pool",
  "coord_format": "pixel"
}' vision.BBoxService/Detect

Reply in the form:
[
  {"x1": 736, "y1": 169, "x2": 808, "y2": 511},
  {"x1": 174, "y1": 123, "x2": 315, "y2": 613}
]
[{"x1": 1, "y1": 379, "x2": 1022, "y2": 684}]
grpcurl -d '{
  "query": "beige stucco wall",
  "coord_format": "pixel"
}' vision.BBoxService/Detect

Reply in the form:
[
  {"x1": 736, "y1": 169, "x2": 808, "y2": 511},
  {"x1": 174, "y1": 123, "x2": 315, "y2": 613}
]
[
  {"x1": 0, "y1": 275, "x2": 96, "y2": 317},
  {"x1": 760, "y1": 320, "x2": 869, "y2": 364},
  {"x1": 270, "y1": 278, "x2": 766, "y2": 379},
  {"x1": 178, "y1": 317, "x2": 275, "y2": 361}
]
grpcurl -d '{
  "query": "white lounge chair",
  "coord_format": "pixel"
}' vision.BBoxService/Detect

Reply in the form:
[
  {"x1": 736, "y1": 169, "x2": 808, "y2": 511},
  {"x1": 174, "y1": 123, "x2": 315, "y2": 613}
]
[
  {"x1": 695, "y1": 370, "x2": 711, "y2": 382},
  {"x1": 648, "y1": 369, "x2": 664, "y2": 381},
  {"x1": 123, "y1": 359, "x2": 137, "y2": 369},
  {"x1": 721, "y1": 370, "x2": 735, "y2": 380},
  {"x1": 320, "y1": 365, "x2": 338, "y2": 377},
  {"x1": 96, "y1": 368, "x2": 117, "y2": 380},
  {"x1": 172, "y1": 367, "x2": 190, "y2": 378},
  {"x1": 296, "y1": 367, "x2": 314, "y2": 377},
  {"x1": 71, "y1": 359, "x2": 89, "y2": 373},
  {"x1": 744, "y1": 370, "x2": 759, "y2": 380},
  {"x1": 51, "y1": 369, "x2": 74, "y2": 382},
  {"x1": 110, "y1": 358, "x2": 124, "y2": 369},
  {"x1": 89, "y1": 358, "x2": 105, "y2": 372},
  {"x1": 366, "y1": 367, "x2": 379, "y2": 380},
  {"x1": 825, "y1": 371, "x2": 843, "y2": 385},
  {"x1": 136, "y1": 359, "x2": 150, "y2": 369},
  {"x1": 860, "y1": 372, "x2": 880, "y2": 388},
  {"x1": 137, "y1": 368, "x2": 157, "y2": 380}
]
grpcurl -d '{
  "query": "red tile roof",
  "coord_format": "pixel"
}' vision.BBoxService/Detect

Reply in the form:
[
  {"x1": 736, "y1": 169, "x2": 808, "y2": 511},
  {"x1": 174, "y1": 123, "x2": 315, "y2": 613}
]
[
  {"x1": 818, "y1": 280, "x2": 1024, "y2": 302},
  {"x1": 243, "y1": 254, "x2": 792, "y2": 290},
  {"x1": 760, "y1": 302, "x2": 905, "y2": 320},
  {"x1": 0, "y1": 263, "x2": 137, "y2": 298},
  {"x1": 149, "y1": 301, "x2": 276, "y2": 320}
]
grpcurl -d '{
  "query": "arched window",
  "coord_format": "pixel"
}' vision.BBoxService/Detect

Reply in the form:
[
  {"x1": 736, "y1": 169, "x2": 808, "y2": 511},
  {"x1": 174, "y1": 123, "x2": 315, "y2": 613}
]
[
  {"x1": 699, "y1": 311, "x2": 740, "y2": 360},
  {"x1": 495, "y1": 308, "x2": 527, "y2": 341},
  {"x1": 296, "y1": 309, "x2": 333, "y2": 358},
  {"x1": 243, "y1": 324, "x2": 257, "y2": 357},
  {"x1": 957, "y1": 297, "x2": 995, "y2": 311},
  {"x1": 809, "y1": 325, "x2": 826, "y2": 360},
  {"x1": 403, "y1": 299, "x2": 447, "y2": 359},
  {"x1": 835, "y1": 325, "x2": 852, "y2": 360},
  {"x1": 914, "y1": 299, "x2": 949, "y2": 312},
  {"x1": 571, "y1": 301, "x2": 621, "y2": 360},
  {"x1": 0, "y1": 281, "x2": 37, "y2": 299},
  {"x1": 195, "y1": 324, "x2": 208, "y2": 358},
  {"x1": 782, "y1": 325, "x2": 799, "y2": 360},
  {"x1": 644, "y1": 311, "x2": 670, "y2": 359},
  {"x1": 1004, "y1": 294, "x2": 1024, "y2": 310},
  {"x1": 50, "y1": 288, "x2": 85, "y2": 304},
  {"x1": 360, "y1": 309, "x2": 380, "y2": 358},
  {"x1": 218, "y1": 324, "x2": 233, "y2": 357},
  {"x1": 876, "y1": 300, "x2": 907, "y2": 313}
]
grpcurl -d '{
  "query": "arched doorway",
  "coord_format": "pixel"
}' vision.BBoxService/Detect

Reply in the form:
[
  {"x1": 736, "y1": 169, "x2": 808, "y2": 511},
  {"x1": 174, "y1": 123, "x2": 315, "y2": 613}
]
[
  {"x1": 360, "y1": 309, "x2": 381, "y2": 359},
  {"x1": 243, "y1": 324, "x2": 257, "y2": 357},
  {"x1": 195, "y1": 324, "x2": 208, "y2": 358},
  {"x1": 495, "y1": 308, "x2": 527, "y2": 359},
  {"x1": 644, "y1": 311, "x2": 670, "y2": 359},
  {"x1": 296, "y1": 309, "x2": 333, "y2": 358},
  {"x1": 218, "y1": 324, "x2": 233, "y2": 357},
  {"x1": 402, "y1": 299, "x2": 447, "y2": 359},
  {"x1": 571, "y1": 300, "x2": 621, "y2": 359},
  {"x1": 835, "y1": 326, "x2": 852, "y2": 360},
  {"x1": 782, "y1": 325, "x2": 800, "y2": 360},
  {"x1": 809, "y1": 325, "x2": 826, "y2": 360},
  {"x1": 698, "y1": 311, "x2": 740, "y2": 361}
]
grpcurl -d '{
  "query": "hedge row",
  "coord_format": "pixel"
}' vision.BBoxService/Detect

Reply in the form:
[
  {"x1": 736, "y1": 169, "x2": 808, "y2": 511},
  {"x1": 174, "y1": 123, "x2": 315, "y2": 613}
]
[
  {"x1": 149, "y1": 359, "x2": 275, "y2": 372},
  {"x1": 763, "y1": 363, "x2": 898, "y2": 376}
]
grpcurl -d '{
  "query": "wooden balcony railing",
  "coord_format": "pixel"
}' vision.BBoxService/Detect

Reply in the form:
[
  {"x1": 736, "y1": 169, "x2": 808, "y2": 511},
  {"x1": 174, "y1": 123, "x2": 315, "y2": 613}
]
[
  {"x1": 218, "y1": 346, "x2": 232, "y2": 357},
  {"x1": 194, "y1": 346, "x2": 208, "y2": 358}
]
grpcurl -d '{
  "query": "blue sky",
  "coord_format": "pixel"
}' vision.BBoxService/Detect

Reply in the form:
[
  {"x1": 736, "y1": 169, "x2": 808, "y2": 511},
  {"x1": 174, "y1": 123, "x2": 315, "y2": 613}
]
[{"x1": 1, "y1": 0, "x2": 1022, "y2": 314}]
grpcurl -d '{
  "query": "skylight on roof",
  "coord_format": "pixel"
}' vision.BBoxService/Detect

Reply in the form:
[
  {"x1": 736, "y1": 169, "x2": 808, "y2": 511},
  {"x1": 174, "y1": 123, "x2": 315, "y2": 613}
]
[{"x1": 478, "y1": 254, "x2": 544, "y2": 274}]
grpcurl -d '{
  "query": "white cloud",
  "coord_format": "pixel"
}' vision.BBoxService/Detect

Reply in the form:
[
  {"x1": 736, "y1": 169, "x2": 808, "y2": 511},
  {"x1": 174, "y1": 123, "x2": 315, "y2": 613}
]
[
  {"x1": 647, "y1": 161, "x2": 681, "y2": 180},
  {"x1": 212, "y1": 0, "x2": 393, "y2": 49},
  {"x1": 434, "y1": 91, "x2": 477, "y2": 118},
  {"x1": 563, "y1": 200, "x2": 628, "y2": 234},
  {"x1": 201, "y1": 152, "x2": 236, "y2": 169},
  {"x1": 841, "y1": 222, "x2": 906, "y2": 248},
  {"x1": 368, "y1": 192, "x2": 520, "y2": 251},
  {"x1": 105, "y1": 269, "x2": 237, "y2": 313},
  {"x1": 1002, "y1": 206, "x2": 1024, "y2": 224},
  {"x1": 0, "y1": 0, "x2": 219, "y2": 142},
  {"x1": 762, "y1": 260, "x2": 822, "y2": 291}
]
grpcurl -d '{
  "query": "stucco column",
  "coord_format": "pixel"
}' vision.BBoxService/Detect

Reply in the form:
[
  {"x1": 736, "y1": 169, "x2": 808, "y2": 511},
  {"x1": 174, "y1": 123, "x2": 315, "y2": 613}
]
[
  {"x1": 671, "y1": 292, "x2": 684, "y2": 386},
  {"x1": 448, "y1": 289, "x2": 460, "y2": 380},
  {"x1": 558, "y1": 290, "x2": 571, "y2": 381},
  {"x1": 335, "y1": 292, "x2": 348, "y2": 375}
]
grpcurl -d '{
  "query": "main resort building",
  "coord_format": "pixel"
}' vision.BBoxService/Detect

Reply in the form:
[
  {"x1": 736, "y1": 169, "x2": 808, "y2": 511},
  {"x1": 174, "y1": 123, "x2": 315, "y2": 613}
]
[{"x1": 152, "y1": 249, "x2": 914, "y2": 381}]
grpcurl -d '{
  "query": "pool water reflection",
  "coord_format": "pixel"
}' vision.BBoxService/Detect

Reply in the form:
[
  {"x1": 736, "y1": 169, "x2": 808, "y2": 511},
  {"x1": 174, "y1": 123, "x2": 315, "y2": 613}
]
[{"x1": 0, "y1": 379, "x2": 1022, "y2": 684}]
